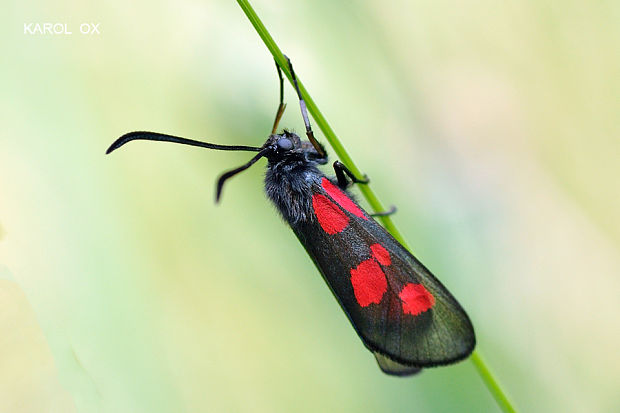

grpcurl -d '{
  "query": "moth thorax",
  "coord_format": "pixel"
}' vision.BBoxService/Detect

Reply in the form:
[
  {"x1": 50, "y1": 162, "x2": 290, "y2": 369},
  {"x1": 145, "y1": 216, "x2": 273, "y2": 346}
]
[{"x1": 264, "y1": 163, "x2": 321, "y2": 225}]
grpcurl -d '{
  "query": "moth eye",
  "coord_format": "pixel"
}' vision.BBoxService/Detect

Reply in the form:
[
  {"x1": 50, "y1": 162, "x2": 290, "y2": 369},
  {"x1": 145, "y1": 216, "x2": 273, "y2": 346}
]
[{"x1": 277, "y1": 138, "x2": 293, "y2": 150}]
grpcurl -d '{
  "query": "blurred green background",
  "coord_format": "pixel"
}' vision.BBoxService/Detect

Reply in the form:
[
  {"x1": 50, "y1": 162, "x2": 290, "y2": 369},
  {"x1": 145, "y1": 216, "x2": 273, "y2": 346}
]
[{"x1": 1, "y1": 0, "x2": 619, "y2": 412}]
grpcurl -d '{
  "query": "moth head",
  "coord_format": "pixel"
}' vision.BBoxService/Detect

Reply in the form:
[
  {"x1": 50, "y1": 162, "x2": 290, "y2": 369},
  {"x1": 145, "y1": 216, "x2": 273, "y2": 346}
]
[{"x1": 266, "y1": 131, "x2": 327, "y2": 165}]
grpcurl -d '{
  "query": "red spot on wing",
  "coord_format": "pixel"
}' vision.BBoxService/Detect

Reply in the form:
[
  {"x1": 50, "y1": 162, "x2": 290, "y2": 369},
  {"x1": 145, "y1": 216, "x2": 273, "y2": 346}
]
[
  {"x1": 321, "y1": 178, "x2": 367, "y2": 220},
  {"x1": 399, "y1": 283, "x2": 435, "y2": 316},
  {"x1": 312, "y1": 194, "x2": 349, "y2": 234},
  {"x1": 350, "y1": 259, "x2": 387, "y2": 307},
  {"x1": 370, "y1": 243, "x2": 391, "y2": 266}
]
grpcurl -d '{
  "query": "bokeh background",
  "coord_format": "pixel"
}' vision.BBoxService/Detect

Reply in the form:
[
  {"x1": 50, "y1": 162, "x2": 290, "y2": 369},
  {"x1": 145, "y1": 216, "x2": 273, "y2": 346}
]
[{"x1": 1, "y1": 0, "x2": 619, "y2": 412}]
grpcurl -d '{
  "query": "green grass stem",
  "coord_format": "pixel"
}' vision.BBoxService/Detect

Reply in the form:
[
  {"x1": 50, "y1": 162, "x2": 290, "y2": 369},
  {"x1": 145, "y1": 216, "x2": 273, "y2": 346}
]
[{"x1": 236, "y1": 0, "x2": 517, "y2": 411}]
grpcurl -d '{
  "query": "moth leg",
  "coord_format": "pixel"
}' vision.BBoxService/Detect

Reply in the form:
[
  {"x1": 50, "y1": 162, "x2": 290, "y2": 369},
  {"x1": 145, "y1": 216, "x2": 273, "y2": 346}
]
[
  {"x1": 370, "y1": 205, "x2": 397, "y2": 217},
  {"x1": 333, "y1": 160, "x2": 369, "y2": 189},
  {"x1": 271, "y1": 60, "x2": 287, "y2": 135},
  {"x1": 285, "y1": 56, "x2": 328, "y2": 161}
]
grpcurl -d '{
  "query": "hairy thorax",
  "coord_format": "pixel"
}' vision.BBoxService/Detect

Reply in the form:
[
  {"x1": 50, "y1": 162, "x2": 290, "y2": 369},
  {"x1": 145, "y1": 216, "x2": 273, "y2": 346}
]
[{"x1": 264, "y1": 159, "x2": 323, "y2": 224}]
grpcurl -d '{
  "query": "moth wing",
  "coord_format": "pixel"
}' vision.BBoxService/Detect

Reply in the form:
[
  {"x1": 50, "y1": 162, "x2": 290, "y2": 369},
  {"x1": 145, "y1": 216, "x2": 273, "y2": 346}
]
[
  {"x1": 374, "y1": 352, "x2": 421, "y2": 376},
  {"x1": 291, "y1": 178, "x2": 475, "y2": 369},
  {"x1": 359, "y1": 228, "x2": 476, "y2": 366}
]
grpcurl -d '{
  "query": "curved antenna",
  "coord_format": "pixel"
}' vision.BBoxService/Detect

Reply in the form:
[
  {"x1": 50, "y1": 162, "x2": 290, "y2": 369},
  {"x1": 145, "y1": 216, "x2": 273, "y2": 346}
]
[
  {"x1": 106, "y1": 131, "x2": 262, "y2": 155},
  {"x1": 216, "y1": 147, "x2": 271, "y2": 202}
]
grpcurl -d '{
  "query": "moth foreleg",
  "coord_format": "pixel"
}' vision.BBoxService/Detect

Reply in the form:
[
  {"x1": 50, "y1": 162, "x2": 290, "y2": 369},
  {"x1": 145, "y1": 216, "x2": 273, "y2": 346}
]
[{"x1": 333, "y1": 160, "x2": 369, "y2": 189}]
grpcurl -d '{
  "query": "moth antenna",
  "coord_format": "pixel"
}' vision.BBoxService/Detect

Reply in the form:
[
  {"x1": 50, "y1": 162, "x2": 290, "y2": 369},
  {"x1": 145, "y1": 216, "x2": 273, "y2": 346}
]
[
  {"x1": 106, "y1": 131, "x2": 262, "y2": 154},
  {"x1": 284, "y1": 56, "x2": 327, "y2": 159},
  {"x1": 216, "y1": 147, "x2": 271, "y2": 202}
]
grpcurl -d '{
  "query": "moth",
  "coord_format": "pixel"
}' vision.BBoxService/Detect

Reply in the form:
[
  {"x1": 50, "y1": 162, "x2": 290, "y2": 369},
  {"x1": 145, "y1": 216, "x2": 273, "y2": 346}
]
[{"x1": 107, "y1": 58, "x2": 475, "y2": 375}]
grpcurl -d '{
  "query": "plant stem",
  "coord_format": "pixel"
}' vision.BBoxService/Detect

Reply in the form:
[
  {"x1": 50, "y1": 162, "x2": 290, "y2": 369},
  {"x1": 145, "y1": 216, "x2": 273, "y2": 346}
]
[
  {"x1": 236, "y1": 0, "x2": 517, "y2": 411},
  {"x1": 471, "y1": 351, "x2": 517, "y2": 413}
]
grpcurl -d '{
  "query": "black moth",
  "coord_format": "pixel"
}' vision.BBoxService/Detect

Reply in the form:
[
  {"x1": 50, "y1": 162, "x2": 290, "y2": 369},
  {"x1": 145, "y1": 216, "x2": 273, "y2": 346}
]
[{"x1": 107, "y1": 58, "x2": 475, "y2": 375}]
